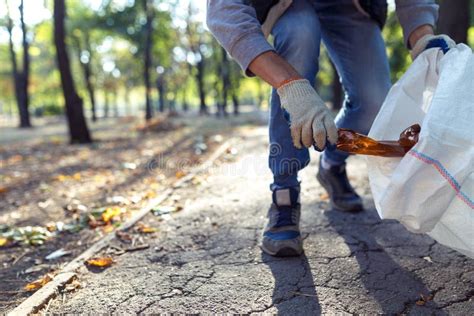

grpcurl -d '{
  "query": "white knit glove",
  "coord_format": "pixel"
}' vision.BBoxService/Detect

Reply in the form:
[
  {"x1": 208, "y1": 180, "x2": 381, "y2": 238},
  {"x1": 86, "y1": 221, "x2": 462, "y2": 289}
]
[
  {"x1": 411, "y1": 34, "x2": 455, "y2": 60},
  {"x1": 277, "y1": 79, "x2": 338, "y2": 150}
]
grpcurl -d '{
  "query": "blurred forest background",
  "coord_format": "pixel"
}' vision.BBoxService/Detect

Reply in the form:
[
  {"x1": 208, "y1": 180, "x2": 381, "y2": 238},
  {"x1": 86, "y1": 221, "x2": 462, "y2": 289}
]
[{"x1": 0, "y1": 0, "x2": 473, "y2": 143}]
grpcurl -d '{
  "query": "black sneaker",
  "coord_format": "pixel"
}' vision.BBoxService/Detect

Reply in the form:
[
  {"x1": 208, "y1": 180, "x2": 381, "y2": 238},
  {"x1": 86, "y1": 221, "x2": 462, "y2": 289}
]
[
  {"x1": 261, "y1": 187, "x2": 303, "y2": 257},
  {"x1": 316, "y1": 158, "x2": 363, "y2": 212}
]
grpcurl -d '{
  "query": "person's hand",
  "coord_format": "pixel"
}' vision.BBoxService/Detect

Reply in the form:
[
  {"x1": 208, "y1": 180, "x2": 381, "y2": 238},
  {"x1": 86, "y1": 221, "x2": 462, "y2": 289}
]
[
  {"x1": 277, "y1": 79, "x2": 338, "y2": 150},
  {"x1": 411, "y1": 34, "x2": 456, "y2": 60}
]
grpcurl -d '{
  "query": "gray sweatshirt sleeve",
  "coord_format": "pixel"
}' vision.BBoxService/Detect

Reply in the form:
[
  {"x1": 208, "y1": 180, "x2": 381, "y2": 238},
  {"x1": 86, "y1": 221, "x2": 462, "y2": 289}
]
[
  {"x1": 395, "y1": 0, "x2": 439, "y2": 47},
  {"x1": 206, "y1": 0, "x2": 274, "y2": 76}
]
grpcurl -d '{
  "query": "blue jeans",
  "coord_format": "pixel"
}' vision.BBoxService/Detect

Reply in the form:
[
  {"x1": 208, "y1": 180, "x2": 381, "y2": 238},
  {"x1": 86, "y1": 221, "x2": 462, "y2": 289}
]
[{"x1": 269, "y1": 0, "x2": 391, "y2": 191}]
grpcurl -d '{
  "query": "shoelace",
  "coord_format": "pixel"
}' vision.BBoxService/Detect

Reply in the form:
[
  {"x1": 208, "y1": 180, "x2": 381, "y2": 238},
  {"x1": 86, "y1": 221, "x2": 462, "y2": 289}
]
[{"x1": 274, "y1": 206, "x2": 296, "y2": 227}]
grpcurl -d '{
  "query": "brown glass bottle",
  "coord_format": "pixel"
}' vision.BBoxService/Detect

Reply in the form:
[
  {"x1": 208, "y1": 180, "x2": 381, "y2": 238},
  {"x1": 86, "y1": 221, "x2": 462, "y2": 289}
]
[{"x1": 336, "y1": 124, "x2": 421, "y2": 157}]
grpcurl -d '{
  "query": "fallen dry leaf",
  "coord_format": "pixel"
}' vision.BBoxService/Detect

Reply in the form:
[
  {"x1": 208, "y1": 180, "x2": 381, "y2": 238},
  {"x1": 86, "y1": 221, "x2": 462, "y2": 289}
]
[
  {"x1": 415, "y1": 299, "x2": 425, "y2": 306},
  {"x1": 55, "y1": 174, "x2": 67, "y2": 182},
  {"x1": 86, "y1": 257, "x2": 114, "y2": 268},
  {"x1": 125, "y1": 244, "x2": 150, "y2": 252},
  {"x1": 7, "y1": 154, "x2": 23, "y2": 164},
  {"x1": 54, "y1": 173, "x2": 81, "y2": 182},
  {"x1": 137, "y1": 222, "x2": 157, "y2": 234},
  {"x1": 0, "y1": 186, "x2": 8, "y2": 195},
  {"x1": 416, "y1": 293, "x2": 433, "y2": 306},
  {"x1": 175, "y1": 170, "x2": 186, "y2": 179},
  {"x1": 103, "y1": 224, "x2": 115, "y2": 233},
  {"x1": 24, "y1": 274, "x2": 53, "y2": 292},
  {"x1": 88, "y1": 215, "x2": 99, "y2": 228},
  {"x1": 101, "y1": 207, "x2": 122, "y2": 224},
  {"x1": 65, "y1": 279, "x2": 81, "y2": 292},
  {"x1": 140, "y1": 227, "x2": 157, "y2": 233},
  {"x1": 139, "y1": 226, "x2": 157, "y2": 234},
  {"x1": 45, "y1": 222, "x2": 57, "y2": 232},
  {"x1": 0, "y1": 237, "x2": 9, "y2": 247},
  {"x1": 143, "y1": 190, "x2": 157, "y2": 199},
  {"x1": 116, "y1": 231, "x2": 133, "y2": 243}
]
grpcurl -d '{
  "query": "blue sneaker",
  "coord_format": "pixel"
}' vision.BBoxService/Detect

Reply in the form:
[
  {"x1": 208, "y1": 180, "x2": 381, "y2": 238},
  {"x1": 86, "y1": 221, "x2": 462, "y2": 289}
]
[{"x1": 261, "y1": 187, "x2": 303, "y2": 257}]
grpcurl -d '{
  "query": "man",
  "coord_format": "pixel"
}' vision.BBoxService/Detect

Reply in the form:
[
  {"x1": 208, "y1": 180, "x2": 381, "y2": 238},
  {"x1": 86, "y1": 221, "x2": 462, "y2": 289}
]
[{"x1": 206, "y1": 0, "x2": 455, "y2": 257}]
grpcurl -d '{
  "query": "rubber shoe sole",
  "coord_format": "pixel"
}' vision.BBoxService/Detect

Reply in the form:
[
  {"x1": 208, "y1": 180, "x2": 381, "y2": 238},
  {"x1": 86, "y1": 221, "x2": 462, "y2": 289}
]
[{"x1": 261, "y1": 243, "x2": 303, "y2": 257}]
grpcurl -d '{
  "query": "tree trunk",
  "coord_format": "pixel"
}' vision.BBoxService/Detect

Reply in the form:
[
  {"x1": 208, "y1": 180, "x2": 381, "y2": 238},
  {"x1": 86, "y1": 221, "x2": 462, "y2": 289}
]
[
  {"x1": 143, "y1": 0, "x2": 153, "y2": 120},
  {"x1": 157, "y1": 79, "x2": 166, "y2": 112},
  {"x1": 228, "y1": 62, "x2": 242, "y2": 115},
  {"x1": 220, "y1": 47, "x2": 230, "y2": 117},
  {"x1": 256, "y1": 80, "x2": 265, "y2": 108},
  {"x1": 124, "y1": 88, "x2": 131, "y2": 115},
  {"x1": 169, "y1": 92, "x2": 176, "y2": 112},
  {"x1": 112, "y1": 91, "x2": 118, "y2": 117},
  {"x1": 53, "y1": 0, "x2": 92, "y2": 144},
  {"x1": 215, "y1": 80, "x2": 223, "y2": 117},
  {"x1": 232, "y1": 92, "x2": 239, "y2": 116},
  {"x1": 437, "y1": 0, "x2": 469, "y2": 44},
  {"x1": 6, "y1": 1, "x2": 31, "y2": 128},
  {"x1": 216, "y1": 79, "x2": 221, "y2": 116},
  {"x1": 196, "y1": 59, "x2": 208, "y2": 115},
  {"x1": 103, "y1": 89, "x2": 109, "y2": 118},
  {"x1": 73, "y1": 35, "x2": 97, "y2": 121},
  {"x1": 18, "y1": 0, "x2": 31, "y2": 127},
  {"x1": 330, "y1": 62, "x2": 343, "y2": 111},
  {"x1": 185, "y1": 4, "x2": 207, "y2": 115},
  {"x1": 181, "y1": 90, "x2": 189, "y2": 112},
  {"x1": 84, "y1": 62, "x2": 97, "y2": 121}
]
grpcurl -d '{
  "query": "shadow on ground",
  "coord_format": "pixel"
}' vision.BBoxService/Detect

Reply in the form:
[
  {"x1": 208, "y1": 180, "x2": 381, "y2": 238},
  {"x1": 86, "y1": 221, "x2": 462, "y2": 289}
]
[
  {"x1": 323, "y1": 206, "x2": 445, "y2": 314},
  {"x1": 262, "y1": 253, "x2": 322, "y2": 314}
]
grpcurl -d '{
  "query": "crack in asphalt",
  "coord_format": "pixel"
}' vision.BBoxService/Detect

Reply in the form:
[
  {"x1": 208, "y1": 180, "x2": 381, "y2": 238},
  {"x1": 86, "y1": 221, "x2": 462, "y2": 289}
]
[
  {"x1": 136, "y1": 298, "x2": 159, "y2": 314},
  {"x1": 108, "y1": 292, "x2": 137, "y2": 314},
  {"x1": 44, "y1": 130, "x2": 473, "y2": 314},
  {"x1": 439, "y1": 290, "x2": 474, "y2": 308}
]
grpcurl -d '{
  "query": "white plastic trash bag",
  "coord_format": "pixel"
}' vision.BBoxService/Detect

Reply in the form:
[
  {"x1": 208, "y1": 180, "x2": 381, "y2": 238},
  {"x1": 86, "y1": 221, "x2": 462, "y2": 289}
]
[{"x1": 367, "y1": 44, "x2": 474, "y2": 258}]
